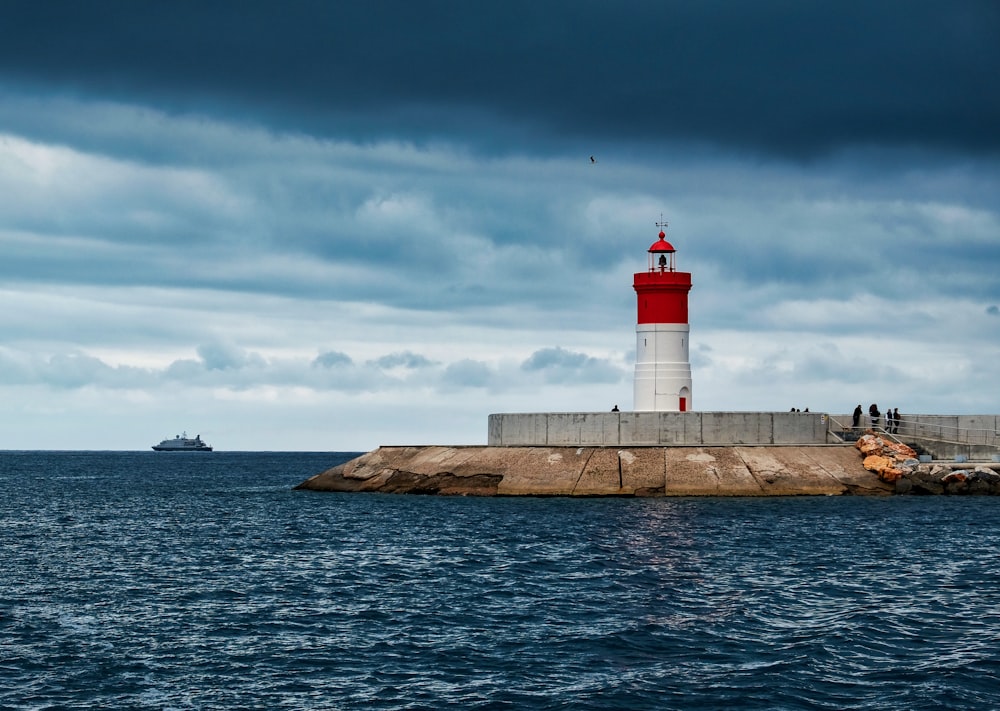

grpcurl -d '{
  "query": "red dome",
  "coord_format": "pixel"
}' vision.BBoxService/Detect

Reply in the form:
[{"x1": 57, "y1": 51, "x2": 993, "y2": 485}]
[{"x1": 648, "y1": 231, "x2": 675, "y2": 252}]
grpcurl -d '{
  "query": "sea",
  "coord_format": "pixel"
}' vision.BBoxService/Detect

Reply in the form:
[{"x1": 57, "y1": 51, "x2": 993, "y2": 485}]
[{"x1": 2, "y1": 451, "x2": 1000, "y2": 711}]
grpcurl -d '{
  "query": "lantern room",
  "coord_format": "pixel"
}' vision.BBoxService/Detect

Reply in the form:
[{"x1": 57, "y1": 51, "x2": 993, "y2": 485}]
[{"x1": 647, "y1": 230, "x2": 677, "y2": 272}]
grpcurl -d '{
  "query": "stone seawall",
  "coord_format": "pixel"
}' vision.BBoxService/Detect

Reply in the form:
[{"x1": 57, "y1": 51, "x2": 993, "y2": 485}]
[{"x1": 294, "y1": 445, "x2": 892, "y2": 496}]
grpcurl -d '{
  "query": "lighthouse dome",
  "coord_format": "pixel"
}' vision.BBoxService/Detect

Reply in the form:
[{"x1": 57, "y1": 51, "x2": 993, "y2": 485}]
[{"x1": 648, "y1": 231, "x2": 675, "y2": 252}]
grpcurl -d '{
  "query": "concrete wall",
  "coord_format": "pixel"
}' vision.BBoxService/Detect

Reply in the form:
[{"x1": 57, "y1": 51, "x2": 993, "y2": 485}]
[
  {"x1": 488, "y1": 411, "x2": 832, "y2": 446},
  {"x1": 905, "y1": 438, "x2": 998, "y2": 461}
]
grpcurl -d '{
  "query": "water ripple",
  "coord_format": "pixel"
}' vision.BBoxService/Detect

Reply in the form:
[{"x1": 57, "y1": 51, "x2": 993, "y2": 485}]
[{"x1": 2, "y1": 453, "x2": 1000, "y2": 709}]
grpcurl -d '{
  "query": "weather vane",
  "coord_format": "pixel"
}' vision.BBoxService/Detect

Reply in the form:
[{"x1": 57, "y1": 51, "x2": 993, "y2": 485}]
[{"x1": 655, "y1": 214, "x2": 668, "y2": 232}]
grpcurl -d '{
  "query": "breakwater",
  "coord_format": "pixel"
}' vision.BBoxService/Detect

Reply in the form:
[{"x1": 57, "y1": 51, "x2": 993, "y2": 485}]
[
  {"x1": 294, "y1": 445, "x2": 893, "y2": 496},
  {"x1": 296, "y1": 412, "x2": 1000, "y2": 496}
]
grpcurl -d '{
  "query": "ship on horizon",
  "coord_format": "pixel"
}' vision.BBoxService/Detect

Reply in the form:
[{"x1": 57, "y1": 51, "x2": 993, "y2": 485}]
[{"x1": 152, "y1": 432, "x2": 213, "y2": 452}]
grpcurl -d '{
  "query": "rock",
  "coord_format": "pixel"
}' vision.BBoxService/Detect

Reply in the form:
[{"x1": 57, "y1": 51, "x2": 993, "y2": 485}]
[
  {"x1": 974, "y1": 467, "x2": 1000, "y2": 484},
  {"x1": 942, "y1": 470, "x2": 968, "y2": 484},
  {"x1": 967, "y1": 476, "x2": 994, "y2": 495},
  {"x1": 929, "y1": 464, "x2": 950, "y2": 478},
  {"x1": 903, "y1": 466, "x2": 1000, "y2": 495},
  {"x1": 883, "y1": 468, "x2": 906, "y2": 482},
  {"x1": 945, "y1": 479, "x2": 969, "y2": 495},
  {"x1": 855, "y1": 434, "x2": 919, "y2": 483},
  {"x1": 905, "y1": 469, "x2": 945, "y2": 495},
  {"x1": 884, "y1": 440, "x2": 918, "y2": 459},
  {"x1": 862, "y1": 454, "x2": 905, "y2": 482},
  {"x1": 862, "y1": 454, "x2": 891, "y2": 471},
  {"x1": 856, "y1": 435, "x2": 884, "y2": 457}
]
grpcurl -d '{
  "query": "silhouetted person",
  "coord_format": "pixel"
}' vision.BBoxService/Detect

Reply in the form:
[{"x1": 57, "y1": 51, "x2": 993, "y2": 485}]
[
  {"x1": 893, "y1": 408, "x2": 900, "y2": 434},
  {"x1": 852, "y1": 404, "x2": 863, "y2": 429},
  {"x1": 611, "y1": 405, "x2": 619, "y2": 412},
  {"x1": 886, "y1": 408, "x2": 894, "y2": 434},
  {"x1": 869, "y1": 403, "x2": 880, "y2": 429}
]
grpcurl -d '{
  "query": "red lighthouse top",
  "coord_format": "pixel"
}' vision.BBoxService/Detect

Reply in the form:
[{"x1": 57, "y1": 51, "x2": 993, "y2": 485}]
[
  {"x1": 647, "y1": 230, "x2": 677, "y2": 271},
  {"x1": 649, "y1": 230, "x2": 675, "y2": 252},
  {"x1": 633, "y1": 224, "x2": 691, "y2": 324}
]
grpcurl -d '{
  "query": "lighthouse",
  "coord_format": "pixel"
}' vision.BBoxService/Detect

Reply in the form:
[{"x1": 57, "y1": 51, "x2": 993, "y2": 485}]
[{"x1": 633, "y1": 222, "x2": 693, "y2": 411}]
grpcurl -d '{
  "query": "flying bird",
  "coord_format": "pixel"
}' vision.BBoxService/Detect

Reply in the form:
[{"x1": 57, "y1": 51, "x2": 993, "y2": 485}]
[{"x1": 590, "y1": 156, "x2": 596, "y2": 163}]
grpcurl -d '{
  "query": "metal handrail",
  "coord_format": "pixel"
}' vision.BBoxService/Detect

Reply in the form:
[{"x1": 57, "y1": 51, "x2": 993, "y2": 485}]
[
  {"x1": 829, "y1": 414, "x2": 999, "y2": 447},
  {"x1": 901, "y1": 418, "x2": 998, "y2": 447}
]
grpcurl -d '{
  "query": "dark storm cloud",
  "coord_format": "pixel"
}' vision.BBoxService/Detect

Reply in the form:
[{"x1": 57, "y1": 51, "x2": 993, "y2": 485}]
[{"x1": 1, "y1": 0, "x2": 997, "y2": 159}]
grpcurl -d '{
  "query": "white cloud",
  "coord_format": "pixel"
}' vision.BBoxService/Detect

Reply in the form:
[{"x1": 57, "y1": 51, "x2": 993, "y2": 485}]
[{"x1": 0, "y1": 96, "x2": 998, "y2": 450}]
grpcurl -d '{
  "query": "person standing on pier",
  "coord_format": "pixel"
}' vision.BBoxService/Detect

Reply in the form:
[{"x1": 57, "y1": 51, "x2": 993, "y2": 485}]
[{"x1": 853, "y1": 404, "x2": 863, "y2": 429}]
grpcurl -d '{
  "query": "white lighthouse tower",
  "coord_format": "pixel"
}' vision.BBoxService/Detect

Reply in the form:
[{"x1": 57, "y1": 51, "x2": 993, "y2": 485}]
[{"x1": 633, "y1": 222, "x2": 693, "y2": 411}]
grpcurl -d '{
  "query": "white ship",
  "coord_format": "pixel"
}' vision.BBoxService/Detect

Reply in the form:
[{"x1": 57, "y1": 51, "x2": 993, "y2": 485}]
[{"x1": 152, "y1": 432, "x2": 213, "y2": 452}]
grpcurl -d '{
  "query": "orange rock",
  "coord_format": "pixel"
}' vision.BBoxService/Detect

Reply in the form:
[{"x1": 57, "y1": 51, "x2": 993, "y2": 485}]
[
  {"x1": 856, "y1": 434, "x2": 916, "y2": 465},
  {"x1": 862, "y1": 454, "x2": 893, "y2": 473},
  {"x1": 860, "y1": 454, "x2": 906, "y2": 482},
  {"x1": 885, "y1": 441, "x2": 917, "y2": 460},
  {"x1": 880, "y1": 467, "x2": 905, "y2": 482},
  {"x1": 856, "y1": 435, "x2": 884, "y2": 456}
]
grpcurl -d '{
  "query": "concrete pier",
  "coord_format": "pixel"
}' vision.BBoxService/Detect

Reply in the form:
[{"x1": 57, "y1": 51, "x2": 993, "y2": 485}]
[
  {"x1": 295, "y1": 444, "x2": 890, "y2": 496},
  {"x1": 295, "y1": 411, "x2": 1000, "y2": 496}
]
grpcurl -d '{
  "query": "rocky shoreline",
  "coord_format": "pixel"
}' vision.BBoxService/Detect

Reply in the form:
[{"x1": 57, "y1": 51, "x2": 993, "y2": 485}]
[{"x1": 856, "y1": 432, "x2": 1000, "y2": 495}]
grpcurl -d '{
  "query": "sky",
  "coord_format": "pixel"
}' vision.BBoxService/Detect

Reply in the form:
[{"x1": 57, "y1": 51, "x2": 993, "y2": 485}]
[{"x1": 1, "y1": 1, "x2": 998, "y2": 451}]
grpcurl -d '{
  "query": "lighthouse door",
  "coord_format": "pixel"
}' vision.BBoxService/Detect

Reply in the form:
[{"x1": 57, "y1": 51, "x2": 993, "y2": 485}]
[{"x1": 679, "y1": 397, "x2": 687, "y2": 412}]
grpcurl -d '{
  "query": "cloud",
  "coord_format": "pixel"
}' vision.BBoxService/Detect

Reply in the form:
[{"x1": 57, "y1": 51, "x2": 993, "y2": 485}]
[
  {"x1": 521, "y1": 347, "x2": 625, "y2": 385},
  {"x1": 1, "y1": 3, "x2": 998, "y2": 160},
  {"x1": 313, "y1": 351, "x2": 353, "y2": 368},
  {"x1": 0, "y1": 349, "x2": 152, "y2": 390},
  {"x1": 442, "y1": 359, "x2": 494, "y2": 389},
  {"x1": 195, "y1": 342, "x2": 264, "y2": 371},
  {"x1": 369, "y1": 351, "x2": 437, "y2": 370},
  {"x1": 0, "y1": 2, "x2": 997, "y2": 450}
]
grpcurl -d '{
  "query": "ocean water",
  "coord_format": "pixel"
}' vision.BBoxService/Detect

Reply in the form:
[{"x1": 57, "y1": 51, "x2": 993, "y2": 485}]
[{"x1": 2, "y1": 451, "x2": 1000, "y2": 710}]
